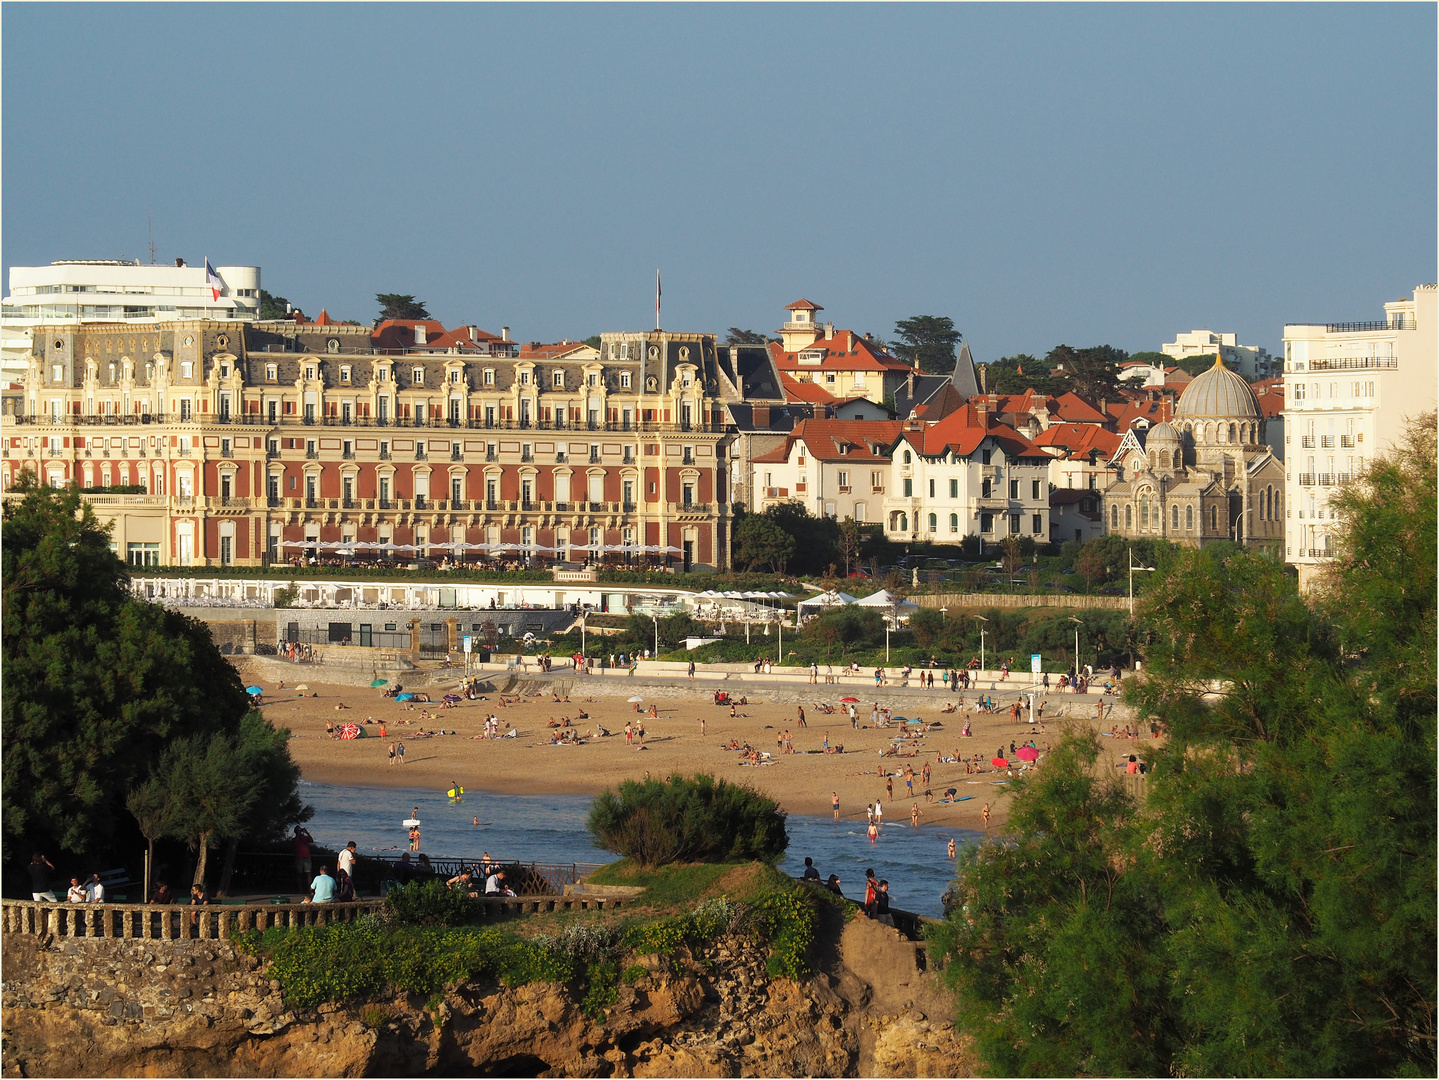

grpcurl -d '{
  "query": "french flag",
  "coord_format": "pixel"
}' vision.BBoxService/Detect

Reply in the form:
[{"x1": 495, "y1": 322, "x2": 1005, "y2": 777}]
[{"x1": 205, "y1": 260, "x2": 224, "y2": 301}]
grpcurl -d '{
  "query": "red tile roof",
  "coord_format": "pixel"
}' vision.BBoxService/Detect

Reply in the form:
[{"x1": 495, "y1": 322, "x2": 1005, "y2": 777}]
[
  {"x1": 752, "y1": 418, "x2": 903, "y2": 464},
  {"x1": 768, "y1": 333, "x2": 911, "y2": 374},
  {"x1": 779, "y1": 375, "x2": 843, "y2": 405},
  {"x1": 903, "y1": 401, "x2": 1038, "y2": 459},
  {"x1": 1106, "y1": 399, "x2": 1173, "y2": 430},
  {"x1": 1029, "y1": 423, "x2": 1122, "y2": 458},
  {"x1": 784, "y1": 299, "x2": 824, "y2": 311}
]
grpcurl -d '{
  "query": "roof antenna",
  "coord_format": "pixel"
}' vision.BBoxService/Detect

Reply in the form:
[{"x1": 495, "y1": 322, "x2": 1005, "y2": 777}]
[{"x1": 147, "y1": 209, "x2": 157, "y2": 265}]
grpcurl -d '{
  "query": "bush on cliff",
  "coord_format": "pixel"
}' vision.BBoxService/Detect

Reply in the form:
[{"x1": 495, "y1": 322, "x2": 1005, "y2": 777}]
[{"x1": 585, "y1": 774, "x2": 788, "y2": 867}]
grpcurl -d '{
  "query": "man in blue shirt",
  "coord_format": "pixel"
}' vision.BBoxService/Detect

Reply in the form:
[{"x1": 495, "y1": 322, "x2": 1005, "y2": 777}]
[{"x1": 309, "y1": 865, "x2": 337, "y2": 903}]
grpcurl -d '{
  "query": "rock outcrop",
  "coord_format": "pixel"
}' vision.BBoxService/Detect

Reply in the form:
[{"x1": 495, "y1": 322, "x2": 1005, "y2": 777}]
[{"x1": 1, "y1": 913, "x2": 974, "y2": 1077}]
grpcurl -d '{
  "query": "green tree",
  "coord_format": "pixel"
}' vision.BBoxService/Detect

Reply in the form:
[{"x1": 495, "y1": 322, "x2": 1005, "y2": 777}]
[
  {"x1": 837, "y1": 517, "x2": 862, "y2": 577},
  {"x1": 725, "y1": 328, "x2": 771, "y2": 345},
  {"x1": 259, "y1": 289, "x2": 294, "y2": 320},
  {"x1": 375, "y1": 293, "x2": 430, "y2": 322},
  {"x1": 158, "y1": 734, "x2": 257, "y2": 887},
  {"x1": 984, "y1": 354, "x2": 1070, "y2": 397},
  {"x1": 891, "y1": 315, "x2": 961, "y2": 374},
  {"x1": 930, "y1": 415, "x2": 1437, "y2": 1076},
  {"x1": 733, "y1": 514, "x2": 796, "y2": 574},
  {"x1": 1047, "y1": 344, "x2": 1125, "y2": 402},
  {"x1": 2, "y1": 479, "x2": 309, "y2": 887},
  {"x1": 582, "y1": 335, "x2": 601, "y2": 349},
  {"x1": 587, "y1": 774, "x2": 788, "y2": 867}
]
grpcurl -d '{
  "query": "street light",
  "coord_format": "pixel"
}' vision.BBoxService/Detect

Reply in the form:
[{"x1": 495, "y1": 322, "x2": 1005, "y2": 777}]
[
  {"x1": 973, "y1": 615, "x2": 988, "y2": 673},
  {"x1": 652, "y1": 613, "x2": 659, "y2": 660},
  {"x1": 1067, "y1": 616, "x2": 1082, "y2": 675},
  {"x1": 1128, "y1": 547, "x2": 1156, "y2": 617},
  {"x1": 580, "y1": 611, "x2": 587, "y2": 665}
]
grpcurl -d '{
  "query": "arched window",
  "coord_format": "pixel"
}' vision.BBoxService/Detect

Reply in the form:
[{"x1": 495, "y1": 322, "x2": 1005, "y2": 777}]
[
  {"x1": 1111, "y1": 505, "x2": 1119, "y2": 528},
  {"x1": 1210, "y1": 505, "x2": 1218, "y2": 531},
  {"x1": 1148, "y1": 450, "x2": 1158, "y2": 469},
  {"x1": 1140, "y1": 496, "x2": 1149, "y2": 529},
  {"x1": 1228, "y1": 423, "x2": 1237, "y2": 443},
  {"x1": 1171, "y1": 504, "x2": 1179, "y2": 529},
  {"x1": 1125, "y1": 504, "x2": 1133, "y2": 529},
  {"x1": 1186, "y1": 504, "x2": 1194, "y2": 530},
  {"x1": 928, "y1": 513, "x2": 937, "y2": 534},
  {"x1": 897, "y1": 512, "x2": 908, "y2": 531},
  {"x1": 949, "y1": 513, "x2": 959, "y2": 534},
  {"x1": 1172, "y1": 449, "x2": 1182, "y2": 470},
  {"x1": 903, "y1": 450, "x2": 911, "y2": 464}
]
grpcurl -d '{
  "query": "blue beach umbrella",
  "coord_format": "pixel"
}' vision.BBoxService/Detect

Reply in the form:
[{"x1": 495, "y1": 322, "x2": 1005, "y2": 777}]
[
  {"x1": 395, "y1": 693, "x2": 415, "y2": 702},
  {"x1": 246, "y1": 686, "x2": 264, "y2": 695}
]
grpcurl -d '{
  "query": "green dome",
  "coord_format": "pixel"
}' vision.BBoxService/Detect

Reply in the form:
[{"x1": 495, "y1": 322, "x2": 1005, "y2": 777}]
[{"x1": 1176, "y1": 356, "x2": 1260, "y2": 419}]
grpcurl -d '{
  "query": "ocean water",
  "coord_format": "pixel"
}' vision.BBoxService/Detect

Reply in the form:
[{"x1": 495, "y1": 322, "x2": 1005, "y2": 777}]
[{"x1": 300, "y1": 780, "x2": 974, "y2": 918}]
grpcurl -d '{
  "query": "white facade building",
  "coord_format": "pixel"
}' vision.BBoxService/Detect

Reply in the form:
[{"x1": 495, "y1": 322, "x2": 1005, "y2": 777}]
[
  {"x1": 1162, "y1": 329, "x2": 1274, "y2": 380},
  {"x1": 3, "y1": 260, "x2": 261, "y2": 328},
  {"x1": 1281, "y1": 284, "x2": 1437, "y2": 589},
  {"x1": 882, "y1": 405, "x2": 1050, "y2": 546}
]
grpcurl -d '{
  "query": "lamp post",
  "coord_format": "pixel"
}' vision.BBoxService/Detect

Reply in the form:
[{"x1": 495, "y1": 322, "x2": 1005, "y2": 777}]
[
  {"x1": 1067, "y1": 616, "x2": 1082, "y2": 675},
  {"x1": 973, "y1": 615, "x2": 988, "y2": 674},
  {"x1": 652, "y1": 614, "x2": 659, "y2": 660},
  {"x1": 580, "y1": 611, "x2": 587, "y2": 665},
  {"x1": 1128, "y1": 547, "x2": 1156, "y2": 618},
  {"x1": 884, "y1": 615, "x2": 892, "y2": 663}
]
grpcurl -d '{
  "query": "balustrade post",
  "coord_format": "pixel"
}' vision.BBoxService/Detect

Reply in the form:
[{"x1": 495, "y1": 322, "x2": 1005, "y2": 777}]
[{"x1": 47, "y1": 907, "x2": 59, "y2": 939}]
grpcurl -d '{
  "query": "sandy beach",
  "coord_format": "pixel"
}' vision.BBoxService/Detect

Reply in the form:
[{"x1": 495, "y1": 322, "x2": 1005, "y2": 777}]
[{"x1": 238, "y1": 661, "x2": 1139, "y2": 833}]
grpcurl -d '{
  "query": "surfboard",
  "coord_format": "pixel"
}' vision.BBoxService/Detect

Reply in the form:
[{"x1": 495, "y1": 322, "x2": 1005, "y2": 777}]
[
  {"x1": 447, "y1": 787, "x2": 464, "y2": 799},
  {"x1": 402, "y1": 818, "x2": 421, "y2": 828}
]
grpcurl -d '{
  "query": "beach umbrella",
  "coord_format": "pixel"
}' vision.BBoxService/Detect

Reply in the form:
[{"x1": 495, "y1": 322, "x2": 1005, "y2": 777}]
[
  {"x1": 443, "y1": 694, "x2": 462, "y2": 703},
  {"x1": 627, "y1": 696, "x2": 645, "y2": 703},
  {"x1": 295, "y1": 684, "x2": 311, "y2": 691},
  {"x1": 395, "y1": 693, "x2": 415, "y2": 702},
  {"x1": 245, "y1": 685, "x2": 264, "y2": 695},
  {"x1": 338, "y1": 723, "x2": 361, "y2": 740},
  {"x1": 1016, "y1": 746, "x2": 1040, "y2": 761},
  {"x1": 991, "y1": 757, "x2": 1009, "y2": 768},
  {"x1": 370, "y1": 678, "x2": 388, "y2": 688},
  {"x1": 840, "y1": 696, "x2": 860, "y2": 703}
]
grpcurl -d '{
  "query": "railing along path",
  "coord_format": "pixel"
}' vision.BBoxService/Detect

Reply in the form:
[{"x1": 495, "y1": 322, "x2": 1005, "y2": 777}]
[{"x1": 2, "y1": 893, "x2": 629, "y2": 943}]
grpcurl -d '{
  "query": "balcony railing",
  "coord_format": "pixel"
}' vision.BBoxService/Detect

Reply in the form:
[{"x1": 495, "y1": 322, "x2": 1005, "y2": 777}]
[
  {"x1": 1324, "y1": 320, "x2": 1412, "y2": 333},
  {"x1": 1335, "y1": 473, "x2": 1351, "y2": 485},
  {"x1": 1297, "y1": 473, "x2": 1315, "y2": 486},
  {"x1": 486, "y1": 500, "x2": 501, "y2": 511},
  {"x1": 1340, "y1": 435, "x2": 1355, "y2": 447},
  {"x1": 1306, "y1": 548, "x2": 1333, "y2": 558},
  {"x1": 1316, "y1": 473, "x2": 1335, "y2": 487},
  {"x1": 1300, "y1": 436, "x2": 1315, "y2": 448},
  {"x1": 1320, "y1": 435, "x2": 1335, "y2": 448},
  {"x1": 1309, "y1": 356, "x2": 1399, "y2": 371},
  {"x1": 305, "y1": 449, "x2": 318, "y2": 460},
  {"x1": 0, "y1": 413, "x2": 720, "y2": 434}
]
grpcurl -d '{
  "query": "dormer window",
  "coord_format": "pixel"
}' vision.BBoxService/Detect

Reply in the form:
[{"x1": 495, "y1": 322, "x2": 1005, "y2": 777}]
[
  {"x1": 683, "y1": 373, "x2": 692, "y2": 387},
  {"x1": 306, "y1": 365, "x2": 316, "y2": 380},
  {"x1": 340, "y1": 366, "x2": 352, "y2": 383},
  {"x1": 839, "y1": 443, "x2": 849, "y2": 455},
  {"x1": 450, "y1": 370, "x2": 462, "y2": 384},
  {"x1": 220, "y1": 362, "x2": 230, "y2": 378},
  {"x1": 51, "y1": 364, "x2": 63, "y2": 383},
  {"x1": 620, "y1": 372, "x2": 631, "y2": 389},
  {"x1": 378, "y1": 367, "x2": 389, "y2": 382},
  {"x1": 326, "y1": 338, "x2": 340, "y2": 353},
  {"x1": 180, "y1": 361, "x2": 193, "y2": 379},
  {"x1": 483, "y1": 369, "x2": 495, "y2": 386},
  {"x1": 798, "y1": 349, "x2": 826, "y2": 365},
  {"x1": 412, "y1": 367, "x2": 424, "y2": 386},
  {"x1": 553, "y1": 371, "x2": 564, "y2": 388},
  {"x1": 588, "y1": 373, "x2": 599, "y2": 387},
  {"x1": 520, "y1": 371, "x2": 530, "y2": 386}
]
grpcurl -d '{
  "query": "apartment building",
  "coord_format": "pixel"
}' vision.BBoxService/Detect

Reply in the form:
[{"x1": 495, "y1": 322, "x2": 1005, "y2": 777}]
[
  {"x1": 768, "y1": 300, "x2": 914, "y2": 407},
  {"x1": 1281, "y1": 284, "x2": 1437, "y2": 588},
  {"x1": 3, "y1": 318, "x2": 735, "y2": 571},
  {"x1": 1162, "y1": 328, "x2": 1275, "y2": 380},
  {"x1": 750, "y1": 418, "x2": 902, "y2": 524}
]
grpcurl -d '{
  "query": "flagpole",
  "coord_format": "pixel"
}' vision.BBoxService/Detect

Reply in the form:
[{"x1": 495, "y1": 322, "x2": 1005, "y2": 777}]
[{"x1": 655, "y1": 270, "x2": 661, "y2": 331}]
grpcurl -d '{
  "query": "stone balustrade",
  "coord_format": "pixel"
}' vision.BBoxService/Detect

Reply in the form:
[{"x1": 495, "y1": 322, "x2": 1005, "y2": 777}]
[{"x1": 1, "y1": 893, "x2": 628, "y2": 943}]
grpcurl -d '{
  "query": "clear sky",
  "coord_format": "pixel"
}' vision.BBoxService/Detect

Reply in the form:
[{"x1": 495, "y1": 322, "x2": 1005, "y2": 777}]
[{"x1": 3, "y1": 4, "x2": 1434, "y2": 360}]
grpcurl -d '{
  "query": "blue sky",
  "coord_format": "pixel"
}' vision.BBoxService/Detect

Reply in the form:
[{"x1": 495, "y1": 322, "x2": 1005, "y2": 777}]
[{"x1": 3, "y1": 4, "x2": 1434, "y2": 360}]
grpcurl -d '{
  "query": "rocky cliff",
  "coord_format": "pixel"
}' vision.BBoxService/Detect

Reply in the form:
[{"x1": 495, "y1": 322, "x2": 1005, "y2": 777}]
[{"x1": 1, "y1": 912, "x2": 973, "y2": 1077}]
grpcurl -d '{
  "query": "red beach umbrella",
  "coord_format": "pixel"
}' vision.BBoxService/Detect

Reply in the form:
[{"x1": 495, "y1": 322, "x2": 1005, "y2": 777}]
[
  {"x1": 991, "y1": 756, "x2": 1008, "y2": 768},
  {"x1": 1016, "y1": 746, "x2": 1040, "y2": 761},
  {"x1": 338, "y1": 723, "x2": 361, "y2": 740}
]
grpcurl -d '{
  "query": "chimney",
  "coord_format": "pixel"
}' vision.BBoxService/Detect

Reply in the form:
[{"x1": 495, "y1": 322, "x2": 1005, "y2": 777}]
[
  {"x1": 906, "y1": 368, "x2": 915, "y2": 400},
  {"x1": 978, "y1": 365, "x2": 988, "y2": 394},
  {"x1": 501, "y1": 326, "x2": 510, "y2": 342},
  {"x1": 414, "y1": 324, "x2": 427, "y2": 346},
  {"x1": 753, "y1": 404, "x2": 770, "y2": 427},
  {"x1": 468, "y1": 326, "x2": 479, "y2": 343},
  {"x1": 824, "y1": 322, "x2": 834, "y2": 339}
]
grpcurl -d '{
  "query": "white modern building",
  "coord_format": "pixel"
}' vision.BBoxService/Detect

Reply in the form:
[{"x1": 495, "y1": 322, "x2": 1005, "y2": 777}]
[
  {"x1": 1162, "y1": 329, "x2": 1275, "y2": 380},
  {"x1": 750, "y1": 418, "x2": 901, "y2": 523},
  {"x1": 3, "y1": 259, "x2": 261, "y2": 327},
  {"x1": 1281, "y1": 284, "x2": 1437, "y2": 589}
]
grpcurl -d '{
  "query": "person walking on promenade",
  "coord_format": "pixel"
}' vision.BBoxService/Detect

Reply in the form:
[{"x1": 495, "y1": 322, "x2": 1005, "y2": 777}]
[{"x1": 27, "y1": 853, "x2": 57, "y2": 902}]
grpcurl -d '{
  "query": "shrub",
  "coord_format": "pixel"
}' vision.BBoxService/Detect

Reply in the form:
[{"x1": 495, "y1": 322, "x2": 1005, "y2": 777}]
[
  {"x1": 385, "y1": 878, "x2": 475, "y2": 926},
  {"x1": 586, "y1": 774, "x2": 788, "y2": 867}
]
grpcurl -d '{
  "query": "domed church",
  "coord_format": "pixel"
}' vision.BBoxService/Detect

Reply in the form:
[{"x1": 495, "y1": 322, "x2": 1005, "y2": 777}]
[{"x1": 1102, "y1": 356, "x2": 1285, "y2": 549}]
